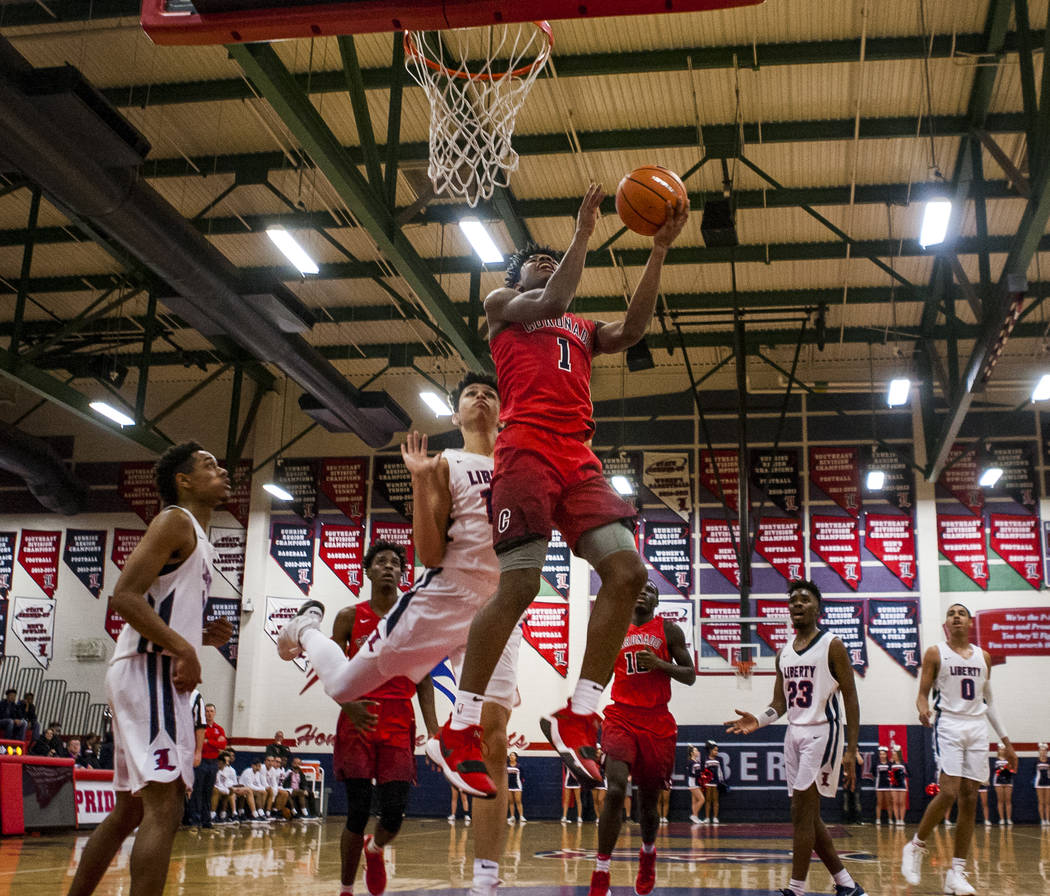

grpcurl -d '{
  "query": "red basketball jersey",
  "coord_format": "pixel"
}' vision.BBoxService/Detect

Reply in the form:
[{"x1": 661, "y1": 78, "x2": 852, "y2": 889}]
[
  {"x1": 489, "y1": 313, "x2": 598, "y2": 437},
  {"x1": 347, "y1": 601, "x2": 416, "y2": 703},
  {"x1": 610, "y1": 616, "x2": 672, "y2": 709}
]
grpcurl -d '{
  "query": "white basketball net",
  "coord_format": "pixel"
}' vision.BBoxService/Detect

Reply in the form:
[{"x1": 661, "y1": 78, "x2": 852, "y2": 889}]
[{"x1": 404, "y1": 22, "x2": 553, "y2": 207}]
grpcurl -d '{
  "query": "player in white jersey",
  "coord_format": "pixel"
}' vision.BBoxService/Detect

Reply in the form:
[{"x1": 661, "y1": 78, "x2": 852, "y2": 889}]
[
  {"x1": 726, "y1": 579, "x2": 865, "y2": 896},
  {"x1": 901, "y1": 603, "x2": 1015, "y2": 895},
  {"x1": 67, "y1": 442, "x2": 232, "y2": 896},
  {"x1": 278, "y1": 373, "x2": 523, "y2": 896}
]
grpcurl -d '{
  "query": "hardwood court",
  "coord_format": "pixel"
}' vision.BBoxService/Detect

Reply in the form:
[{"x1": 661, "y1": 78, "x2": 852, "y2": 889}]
[{"x1": 3, "y1": 818, "x2": 1049, "y2": 896}]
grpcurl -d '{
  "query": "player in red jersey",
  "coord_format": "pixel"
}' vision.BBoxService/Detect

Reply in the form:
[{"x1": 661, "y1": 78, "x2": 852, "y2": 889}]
[
  {"x1": 433, "y1": 184, "x2": 689, "y2": 797},
  {"x1": 589, "y1": 580, "x2": 695, "y2": 896},
  {"x1": 332, "y1": 540, "x2": 438, "y2": 896}
]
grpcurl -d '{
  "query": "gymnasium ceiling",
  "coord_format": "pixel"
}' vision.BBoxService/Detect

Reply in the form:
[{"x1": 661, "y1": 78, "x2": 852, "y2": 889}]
[{"x1": 0, "y1": 0, "x2": 1047, "y2": 478}]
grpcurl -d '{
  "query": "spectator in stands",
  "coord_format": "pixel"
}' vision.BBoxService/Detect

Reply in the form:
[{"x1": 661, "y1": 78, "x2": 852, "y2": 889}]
[
  {"x1": 98, "y1": 729, "x2": 114, "y2": 770},
  {"x1": 265, "y1": 731, "x2": 292, "y2": 764},
  {"x1": 0, "y1": 688, "x2": 27, "y2": 741},
  {"x1": 18, "y1": 692, "x2": 39, "y2": 741},
  {"x1": 282, "y1": 756, "x2": 316, "y2": 818},
  {"x1": 80, "y1": 733, "x2": 101, "y2": 769},
  {"x1": 29, "y1": 725, "x2": 60, "y2": 756},
  {"x1": 67, "y1": 738, "x2": 83, "y2": 765}
]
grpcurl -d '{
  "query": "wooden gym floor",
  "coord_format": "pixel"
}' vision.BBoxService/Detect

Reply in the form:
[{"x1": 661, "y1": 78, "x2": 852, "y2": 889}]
[{"x1": 3, "y1": 817, "x2": 1049, "y2": 895}]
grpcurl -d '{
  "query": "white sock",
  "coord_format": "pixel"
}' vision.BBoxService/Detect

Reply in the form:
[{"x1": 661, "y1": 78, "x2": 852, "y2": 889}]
[
  {"x1": 570, "y1": 679, "x2": 603, "y2": 716},
  {"x1": 911, "y1": 834, "x2": 925, "y2": 847},
  {"x1": 595, "y1": 855, "x2": 611, "y2": 872},
  {"x1": 641, "y1": 842, "x2": 655, "y2": 854},
  {"x1": 474, "y1": 858, "x2": 499, "y2": 883},
  {"x1": 450, "y1": 692, "x2": 485, "y2": 730},
  {"x1": 832, "y1": 869, "x2": 854, "y2": 887},
  {"x1": 340, "y1": 887, "x2": 353, "y2": 895},
  {"x1": 788, "y1": 879, "x2": 806, "y2": 896},
  {"x1": 952, "y1": 858, "x2": 966, "y2": 872},
  {"x1": 365, "y1": 838, "x2": 382, "y2": 855}
]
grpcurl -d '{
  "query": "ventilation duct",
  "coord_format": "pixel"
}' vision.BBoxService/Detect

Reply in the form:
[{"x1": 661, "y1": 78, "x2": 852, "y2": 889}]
[{"x1": 0, "y1": 421, "x2": 89, "y2": 515}]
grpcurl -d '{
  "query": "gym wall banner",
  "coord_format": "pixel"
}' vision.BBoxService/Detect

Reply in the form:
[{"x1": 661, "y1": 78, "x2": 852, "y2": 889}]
[
  {"x1": 319, "y1": 457, "x2": 369, "y2": 524},
  {"x1": 974, "y1": 606, "x2": 1050, "y2": 662},
  {"x1": 541, "y1": 530, "x2": 570, "y2": 598},
  {"x1": 937, "y1": 444, "x2": 984, "y2": 516},
  {"x1": 372, "y1": 455, "x2": 413, "y2": 521},
  {"x1": 819, "y1": 598, "x2": 868, "y2": 675},
  {"x1": 221, "y1": 459, "x2": 253, "y2": 528},
  {"x1": 642, "y1": 520, "x2": 693, "y2": 596},
  {"x1": 937, "y1": 514, "x2": 989, "y2": 588},
  {"x1": 204, "y1": 597, "x2": 240, "y2": 667},
  {"x1": 269, "y1": 521, "x2": 315, "y2": 594},
  {"x1": 370, "y1": 521, "x2": 415, "y2": 591},
  {"x1": 700, "y1": 518, "x2": 741, "y2": 588},
  {"x1": 755, "y1": 517, "x2": 805, "y2": 582},
  {"x1": 111, "y1": 529, "x2": 144, "y2": 571},
  {"x1": 63, "y1": 529, "x2": 106, "y2": 598},
  {"x1": 273, "y1": 458, "x2": 319, "y2": 523},
  {"x1": 642, "y1": 451, "x2": 693, "y2": 518},
  {"x1": 864, "y1": 445, "x2": 914, "y2": 512},
  {"x1": 0, "y1": 531, "x2": 13, "y2": 598},
  {"x1": 18, "y1": 529, "x2": 60, "y2": 598},
  {"x1": 864, "y1": 514, "x2": 917, "y2": 589},
  {"x1": 318, "y1": 523, "x2": 365, "y2": 595},
  {"x1": 118, "y1": 461, "x2": 160, "y2": 523},
  {"x1": 867, "y1": 598, "x2": 921, "y2": 676},
  {"x1": 265, "y1": 596, "x2": 310, "y2": 672},
  {"x1": 104, "y1": 601, "x2": 125, "y2": 641},
  {"x1": 988, "y1": 513, "x2": 1042, "y2": 589},
  {"x1": 522, "y1": 601, "x2": 569, "y2": 677},
  {"x1": 750, "y1": 449, "x2": 801, "y2": 515},
  {"x1": 699, "y1": 449, "x2": 739, "y2": 511},
  {"x1": 810, "y1": 515, "x2": 861, "y2": 590},
  {"x1": 809, "y1": 446, "x2": 861, "y2": 517},
  {"x1": 209, "y1": 526, "x2": 246, "y2": 593},
  {"x1": 754, "y1": 599, "x2": 791, "y2": 654},
  {"x1": 989, "y1": 443, "x2": 1038, "y2": 513},
  {"x1": 11, "y1": 595, "x2": 55, "y2": 668},
  {"x1": 698, "y1": 599, "x2": 744, "y2": 662}
]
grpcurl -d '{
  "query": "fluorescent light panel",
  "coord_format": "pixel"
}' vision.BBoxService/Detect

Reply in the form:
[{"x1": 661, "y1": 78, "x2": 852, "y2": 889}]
[
  {"x1": 978, "y1": 467, "x2": 1003, "y2": 488},
  {"x1": 887, "y1": 378, "x2": 911, "y2": 407},
  {"x1": 866, "y1": 469, "x2": 885, "y2": 490},
  {"x1": 267, "y1": 227, "x2": 319, "y2": 275},
  {"x1": 458, "y1": 218, "x2": 503, "y2": 264},
  {"x1": 611, "y1": 475, "x2": 634, "y2": 496},
  {"x1": 1033, "y1": 374, "x2": 1050, "y2": 402},
  {"x1": 420, "y1": 391, "x2": 453, "y2": 417},
  {"x1": 919, "y1": 199, "x2": 952, "y2": 248},
  {"x1": 263, "y1": 482, "x2": 294, "y2": 501},
  {"x1": 89, "y1": 400, "x2": 135, "y2": 427}
]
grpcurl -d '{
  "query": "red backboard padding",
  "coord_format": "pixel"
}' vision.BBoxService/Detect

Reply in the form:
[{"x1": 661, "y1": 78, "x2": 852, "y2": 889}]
[{"x1": 142, "y1": 0, "x2": 764, "y2": 46}]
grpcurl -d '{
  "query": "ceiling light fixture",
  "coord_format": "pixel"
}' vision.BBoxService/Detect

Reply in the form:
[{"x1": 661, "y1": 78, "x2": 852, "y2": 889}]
[
  {"x1": 919, "y1": 199, "x2": 952, "y2": 249},
  {"x1": 866, "y1": 469, "x2": 885, "y2": 490},
  {"x1": 610, "y1": 475, "x2": 634, "y2": 496},
  {"x1": 420, "y1": 391, "x2": 453, "y2": 417},
  {"x1": 263, "y1": 482, "x2": 294, "y2": 501},
  {"x1": 1032, "y1": 374, "x2": 1050, "y2": 402},
  {"x1": 89, "y1": 400, "x2": 135, "y2": 427},
  {"x1": 458, "y1": 218, "x2": 503, "y2": 264},
  {"x1": 886, "y1": 378, "x2": 911, "y2": 407},
  {"x1": 267, "y1": 227, "x2": 319, "y2": 275}
]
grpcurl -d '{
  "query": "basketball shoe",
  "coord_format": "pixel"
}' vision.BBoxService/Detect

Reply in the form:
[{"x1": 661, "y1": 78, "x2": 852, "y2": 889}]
[
  {"x1": 944, "y1": 867, "x2": 976, "y2": 896},
  {"x1": 900, "y1": 838, "x2": 927, "y2": 885},
  {"x1": 834, "y1": 884, "x2": 868, "y2": 896},
  {"x1": 588, "y1": 870, "x2": 610, "y2": 896},
  {"x1": 635, "y1": 848, "x2": 656, "y2": 895},
  {"x1": 277, "y1": 600, "x2": 324, "y2": 660},
  {"x1": 363, "y1": 835, "x2": 387, "y2": 896},
  {"x1": 427, "y1": 722, "x2": 497, "y2": 798},
  {"x1": 540, "y1": 701, "x2": 602, "y2": 782}
]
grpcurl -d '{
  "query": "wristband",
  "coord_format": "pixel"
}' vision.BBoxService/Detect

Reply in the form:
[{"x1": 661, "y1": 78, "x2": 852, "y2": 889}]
[{"x1": 755, "y1": 706, "x2": 780, "y2": 729}]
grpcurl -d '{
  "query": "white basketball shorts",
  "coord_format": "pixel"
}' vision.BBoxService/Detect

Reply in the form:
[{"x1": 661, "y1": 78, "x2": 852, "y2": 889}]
[
  {"x1": 107, "y1": 653, "x2": 196, "y2": 794},
  {"x1": 784, "y1": 721, "x2": 844, "y2": 798},
  {"x1": 934, "y1": 712, "x2": 989, "y2": 783}
]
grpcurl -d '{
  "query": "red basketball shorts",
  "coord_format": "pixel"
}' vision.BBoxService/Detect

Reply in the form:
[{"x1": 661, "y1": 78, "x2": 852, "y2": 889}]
[
  {"x1": 601, "y1": 704, "x2": 676, "y2": 791},
  {"x1": 491, "y1": 424, "x2": 637, "y2": 553},
  {"x1": 333, "y1": 698, "x2": 417, "y2": 784}
]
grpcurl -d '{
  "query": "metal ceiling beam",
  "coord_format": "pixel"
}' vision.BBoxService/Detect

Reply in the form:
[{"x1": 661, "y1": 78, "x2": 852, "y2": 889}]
[
  {"x1": 227, "y1": 41, "x2": 486, "y2": 370},
  {"x1": 91, "y1": 31, "x2": 1045, "y2": 109}
]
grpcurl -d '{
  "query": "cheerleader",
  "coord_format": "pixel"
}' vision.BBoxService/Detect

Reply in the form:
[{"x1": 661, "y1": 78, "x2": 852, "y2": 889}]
[
  {"x1": 506, "y1": 751, "x2": 525, "y2": 824},
  {"x1": 1035, "y1": 742, "x2": 1050, "y2": 826},
  {"x1": 686, "y1": 745, "x2": 706, "y2": 824},
  {"x1": 993, "y1": 742, "x2": 1014, "y2": 825},
  {"x1": 874, "y1": 746, "x2": 892, "y2": 825},
  {"x1": 560, "y1": 766, "x2": 582, "y2": 824},
  {"x1": 889, "y1": 744, "x2": 909, "y2": 826},
  {"x1": 702, "y1": 740, "x2": 725, "y2": 825}
]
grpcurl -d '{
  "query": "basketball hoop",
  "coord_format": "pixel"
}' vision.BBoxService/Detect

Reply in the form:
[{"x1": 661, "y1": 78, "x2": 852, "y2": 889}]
[{"x1": 403, "y1": 21, "x2": 554, "y2": 207}]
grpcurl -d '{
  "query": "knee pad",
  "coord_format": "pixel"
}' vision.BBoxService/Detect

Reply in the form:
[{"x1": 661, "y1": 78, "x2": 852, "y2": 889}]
[
  {"x1": 575, "y1": 521, "x2": 638, "y2": 568},
  {"x1": 344, "y1": 779, "x2": 373, "y2": 835},
  {"x1": 497, "y1": 538, "x2": 548, "y2": 572},
  {"x1": 376, "y1": 780, "x2": 410, "y2": 835}
]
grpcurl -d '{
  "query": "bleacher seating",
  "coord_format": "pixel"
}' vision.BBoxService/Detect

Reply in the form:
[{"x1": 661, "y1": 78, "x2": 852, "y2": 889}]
[{"x1": 0, "y1": 656, "x2": 109, "y2": 740}]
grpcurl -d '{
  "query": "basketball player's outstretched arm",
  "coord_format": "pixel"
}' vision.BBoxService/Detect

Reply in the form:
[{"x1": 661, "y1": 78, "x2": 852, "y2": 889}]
[
  {"x1": 595, "y1": 197, "x2": 690, "y2": 354},
  {"x1": 915, "y1": 645, "x2": 941, "y2": 726},
  {"x1": 829, "y1": 638, "x2": 859, "y2": 789},
  {"x1": 724, "y1": 653, "x2": 788, "y2": 734},
  {"x1": 401, "y1": 430, "x2": 453, "y2": 568},
  {"x1": 110, "y1": 507, "x2": 202, "y2": 692}
]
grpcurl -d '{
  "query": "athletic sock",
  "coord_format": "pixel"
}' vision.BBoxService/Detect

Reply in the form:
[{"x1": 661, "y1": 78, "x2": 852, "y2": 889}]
[
  {"x1": 450, "y1": 692, "x2": 485, "y2": 730},
  {"x1": 832, "y1": 869, "x2": 855, "y2": 887},
  {"x1": 952, "y1": 858, "x2": 966, "y2": 872},
  {"x1": 340, "y1": 887, "x2": 353, "y2": 896},
  {"x1": 911, "y1": 834, "x2": 925, "y2": 847},
  {"x1": 365, "y1": 838, "x2": 383, "y2": 855},
  {"x1": 641, "y1": 842, "x2": 655, "y2": 854},
  {"x1": 570, "y1": 679, "x2": 603, "y2": 716},
  {"x1": 473, "y1": 858, "x2": 499, "y2": 884},
  {"x1": 595, "y1": 854, "x2": 611, "y2": 873},
  {"x1": 788, "y1": 879, "x2": 806, "y2": 896}
]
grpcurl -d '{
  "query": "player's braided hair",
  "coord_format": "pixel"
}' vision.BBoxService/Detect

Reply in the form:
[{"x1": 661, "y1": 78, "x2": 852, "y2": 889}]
[
  {"x1": 155, "y1": 441, "x2": 204, "y2": 507},
  {"x1": 504, "y1": 241, "x2": 564, "y2": 287}
]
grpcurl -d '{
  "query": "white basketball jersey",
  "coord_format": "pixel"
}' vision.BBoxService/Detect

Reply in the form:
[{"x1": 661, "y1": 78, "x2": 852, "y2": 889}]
[
  {"x1": 932, "y1": 641, "x2": 987, "y2": 718},
  {"x1": 111, "y1": 506, "x2": 213, "y2": 662},
  {"x1": 779, "y1": 629, "x2": 842, "y2": 727},
  {"x1": 440, "y1": 448, "x2": 499, "y2": 591}
]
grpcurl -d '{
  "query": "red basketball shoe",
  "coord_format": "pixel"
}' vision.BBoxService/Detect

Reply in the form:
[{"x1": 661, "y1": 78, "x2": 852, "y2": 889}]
[
  {"x1": 635, "y1": 848, "x2": 656, "y2": 895},
  {"x1": 363, "y1": 835, "x2": 386, "y2": 895},
  {"x1": 588, "y1": 870, "x2": 610, "y2": 896},
  {"x1": 540, "y1": 701, "x2": 602, "y2": 782},
  {"x1": 426, "y1": 721, "x2": 496, "y2": 798}
]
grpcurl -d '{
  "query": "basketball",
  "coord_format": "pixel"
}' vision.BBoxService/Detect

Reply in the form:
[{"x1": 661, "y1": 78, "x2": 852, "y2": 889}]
[{"x1": 615, "y1": 165, "x2": 688, "y2": 235}]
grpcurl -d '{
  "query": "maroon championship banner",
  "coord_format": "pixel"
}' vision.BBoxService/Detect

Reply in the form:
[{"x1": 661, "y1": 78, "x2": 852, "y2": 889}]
[
  {"x1": 373, "y1": 456, "x2": 414, "y2": 521},
  {"x1": 0, "y1": 599, "x2": 6, "y2": 655},
  {"x1": 989, "y1": 444, "x2": 1039, "y2": 512},
  {"x1": 867, "y1": 598, "x2": 921, "y2": 676},
  {"x1": 542, "y1": 530, "x2": 571, "y2": 598},
  {"x1": 320, "y1": 457, "x2": 369, "y2": 524},
  {"x1": 938, "y1": 443, "x2": 983, "y2": 515},
  {"x1": 988, "y1": 513, "x2": 1042, "y2": 589},
  {"x1": 18, "y1": 529, "x2": 60, "y2": 598},
  {"x1": 209, "y1": 526, "x2": 246, "y2": 592},
  {"x1": 642, "y1": 520, "x2": 692, "y2": 596},
  {"x1": 937, "y1": 514, "x2": 988, "y2": 588},
  {"x1": 865, "y1": 445, "x2": 914, "y2": 511},
  {"x1": 104, "y1": 601, "x2": 125, "y2": 641},
  {"x1": 111, "y1": 528, "x2": 145, "y2": 571},
  {"x1": 699, "y1": 450, "x2": 739, "y2": 511},
  {"x1": 63, "y1": 529, "x2": 106, "y2": 598},
  {"x1": 755, "y1": 517, "x2": 805, "y2": 582},
  {"x1": 750, "y1": 449, "x2": 801, "y2": 514},
  {"x1": 809, "y1": 515, "x2": 861, "y2": 590},
  {"x1": 273, "y1": 458, "x2": 319, "y2": 522},
  {"x1": 522, "y1": 601, "x2": 569, "y2": 677},
  {"x1": 204, "y1": 597, "x2": 241, "y2": 667},
  {"x1": 11, "y1": 595, "x2": 55, "y2": 668},
  {"x1": 700, "y1": 518, "x2": 740, "y2": 588},
  {"x1": 318, "y1": 523, "x2": 365, "y2": 595},
  {"x1": 221, "y1": 459, "x2": 253, "y2": 528},
  {"x1": 698, "y1": 599, "x2": 743, "y2": 663},
  {"x1": 370, "y1": 521, "x2": 414, "y2": 591},
  {"x1": 642, "y1": 451, "x2": 693, "y2": 517},
  {"x1": 809, "y1": 446, "x2": 861, "y2": 517},
  {"x1": 0, "y1": 531, "x2": 15, "y2": 598},
  {"x1": 754, "y1": 599, "x2": 791, "y2": 653},
  {"x1": 819, "y1": 598, "x2": 868, "y2": 675},
  {"x1": 118, "y1": 461, "x2": 161, "y2": 523},
  {"x1": 270, "y1": 522, "x2": 315, "y2": 594},
  {"x1": 974, "y1": 606, "x2": 1050, "y2": 662},
  {"x1": 865, "y1": 514, "x2": 917, "y2": 589}
]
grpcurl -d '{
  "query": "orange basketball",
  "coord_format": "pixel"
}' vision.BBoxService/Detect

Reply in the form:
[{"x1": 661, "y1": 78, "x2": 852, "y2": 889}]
[{"x1": 615, "y1": 165, "x2": 688, "y2": 235}]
